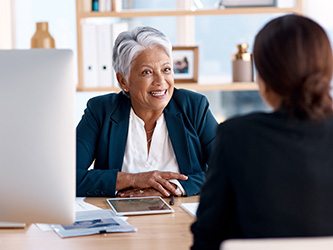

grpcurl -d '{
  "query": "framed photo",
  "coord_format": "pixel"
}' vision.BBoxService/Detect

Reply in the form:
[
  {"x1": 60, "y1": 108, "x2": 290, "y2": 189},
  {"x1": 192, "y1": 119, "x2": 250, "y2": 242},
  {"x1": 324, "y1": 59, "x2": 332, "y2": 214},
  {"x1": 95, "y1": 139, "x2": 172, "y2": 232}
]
[
  {"x1": 172, "y1": 46, "x2": 198, "y2": 83},
  {"x1": 221, "y1": 0, "x2": 276, "y2": 7}
]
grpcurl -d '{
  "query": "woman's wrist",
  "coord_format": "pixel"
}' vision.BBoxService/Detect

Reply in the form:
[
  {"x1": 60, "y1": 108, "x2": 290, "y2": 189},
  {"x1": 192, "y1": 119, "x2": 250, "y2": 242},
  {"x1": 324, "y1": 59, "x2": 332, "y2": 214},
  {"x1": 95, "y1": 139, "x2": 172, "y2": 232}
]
[{"x1": 116, "y1": 172, "x2": 135, "y2": 191}]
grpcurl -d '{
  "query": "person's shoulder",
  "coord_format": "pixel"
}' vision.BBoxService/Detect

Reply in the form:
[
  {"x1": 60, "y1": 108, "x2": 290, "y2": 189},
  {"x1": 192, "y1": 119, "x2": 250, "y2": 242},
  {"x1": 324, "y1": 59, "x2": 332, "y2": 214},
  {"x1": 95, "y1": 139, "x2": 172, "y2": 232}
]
[
  {"x1": 172, "y1": 88, "x2": 208, "y2": 108},
  {"x1": 170, "y1": 88, "x2": 210, "y2": 117},
  {"x1": 321, "y1": 115, "x2": 333, "y2": 133},
  {"x1": 219, "y1": 111, "x2": 272, "y2": 132},
  {"x1": 86, "y1": 92, "x2": 128, "y2": 115},
  {"x1": 173, "y1": 88, "x2": 206, "y2": 100},
  {"x1": 88, "y1": 92, "x2": 118, "y2": 104},
  {"x1": 87, "y1": 92, "x2": 125, "y2": 107},
  {"x1": 326, "y1": 114, "x2": 333, "y2": 125}
]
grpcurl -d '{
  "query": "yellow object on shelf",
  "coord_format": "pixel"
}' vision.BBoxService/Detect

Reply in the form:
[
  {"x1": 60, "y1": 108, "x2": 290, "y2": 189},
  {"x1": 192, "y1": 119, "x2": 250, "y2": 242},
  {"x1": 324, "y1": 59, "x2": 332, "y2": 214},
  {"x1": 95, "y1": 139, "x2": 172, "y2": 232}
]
[{"x1": 31, "y1": 22, "x2": 55, "y2": 49}]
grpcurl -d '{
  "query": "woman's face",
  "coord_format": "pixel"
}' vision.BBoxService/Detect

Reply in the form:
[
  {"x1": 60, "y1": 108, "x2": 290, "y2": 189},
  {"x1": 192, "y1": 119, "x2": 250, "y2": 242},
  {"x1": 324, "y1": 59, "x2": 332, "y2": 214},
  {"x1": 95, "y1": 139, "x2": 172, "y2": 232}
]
[{"x1": 125, "y1": 46, "x2": 174, "y2": 116}]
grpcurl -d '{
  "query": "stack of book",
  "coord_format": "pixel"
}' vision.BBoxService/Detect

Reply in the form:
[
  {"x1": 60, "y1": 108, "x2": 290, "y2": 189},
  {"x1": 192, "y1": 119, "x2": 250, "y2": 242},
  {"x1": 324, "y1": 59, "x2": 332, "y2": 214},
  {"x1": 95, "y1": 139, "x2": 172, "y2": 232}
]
[{"x1": 82, "y1": 0, "x2": 122, "y2": 12}]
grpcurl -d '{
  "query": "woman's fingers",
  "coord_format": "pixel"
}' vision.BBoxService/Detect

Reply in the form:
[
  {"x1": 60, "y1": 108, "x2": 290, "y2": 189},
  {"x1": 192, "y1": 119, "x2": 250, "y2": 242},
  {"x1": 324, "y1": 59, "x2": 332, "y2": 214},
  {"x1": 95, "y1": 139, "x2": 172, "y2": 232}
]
[
  {"x1": 117, "y1": 188, "x2": 163, "y2": 198},
  {"x1": 116, "y1": 171, "x2": 188, "y2": 196},
  {"x1": 151, "y1": 181, "x2": 171, "y2": 197},
  {"x1": 156, "y1": 178, "x2": 180, "y2": 196},
  {"x1": 133, "y1": 171, "x2": 187, "y2": 196},
  {"x1": 159, "y1": 171, "x2": 188, "y2": 181}
]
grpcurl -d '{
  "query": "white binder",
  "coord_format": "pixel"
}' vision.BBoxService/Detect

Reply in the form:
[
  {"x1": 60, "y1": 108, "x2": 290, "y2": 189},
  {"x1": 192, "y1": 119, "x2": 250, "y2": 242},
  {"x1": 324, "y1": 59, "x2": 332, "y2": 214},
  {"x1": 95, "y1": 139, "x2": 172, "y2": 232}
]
[
  {"x1": 97, "y1": 24, "x2": 113, "y2": 87},
  {"x1": 105, "y1": 0, "x2": 112, "y2": 12},
  {"x1": 82, "y1": 23, "x2": 99, "y2": 87},
  {"x1": 99, "y1": 0, "x2": 106, "y2": 12},
  {"x1": 99, "y1": 0, "x2": 111, "y2": 12},
  {"x1": 110, "y1": 22, "x2": 129, "y2": 87}
]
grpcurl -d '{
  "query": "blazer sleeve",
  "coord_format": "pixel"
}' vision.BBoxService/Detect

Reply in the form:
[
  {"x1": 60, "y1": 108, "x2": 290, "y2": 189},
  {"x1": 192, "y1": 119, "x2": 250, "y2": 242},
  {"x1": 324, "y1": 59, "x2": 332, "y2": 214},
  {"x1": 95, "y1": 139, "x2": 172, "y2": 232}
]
[
  {"x1": 196, "y1": 95, "x2": 218, "y2": 163},
  {"x1": 76, "y1": 98, "x2": 118, "y2": 197},
  {"x1": 176, "y1": 92, "x2": 218, "y2": 196},
  {"x1": 191, "y1": 124, "x2": 236, "y2": 249}
]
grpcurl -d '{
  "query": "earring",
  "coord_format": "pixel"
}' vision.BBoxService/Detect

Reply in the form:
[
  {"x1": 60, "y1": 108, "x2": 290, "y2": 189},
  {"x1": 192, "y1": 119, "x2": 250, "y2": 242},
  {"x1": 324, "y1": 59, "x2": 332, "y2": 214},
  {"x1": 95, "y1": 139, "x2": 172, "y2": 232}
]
[{"x1": 123, "y1": 88, "x2": 127, "y2": 92}]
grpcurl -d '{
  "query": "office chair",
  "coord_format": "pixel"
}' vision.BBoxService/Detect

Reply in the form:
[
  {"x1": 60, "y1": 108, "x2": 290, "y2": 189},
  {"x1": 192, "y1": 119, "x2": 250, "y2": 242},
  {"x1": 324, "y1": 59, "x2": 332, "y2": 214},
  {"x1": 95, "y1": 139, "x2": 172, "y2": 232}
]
[{"x1": 221, "y1": 236, "x2": 333, "y2": 250}]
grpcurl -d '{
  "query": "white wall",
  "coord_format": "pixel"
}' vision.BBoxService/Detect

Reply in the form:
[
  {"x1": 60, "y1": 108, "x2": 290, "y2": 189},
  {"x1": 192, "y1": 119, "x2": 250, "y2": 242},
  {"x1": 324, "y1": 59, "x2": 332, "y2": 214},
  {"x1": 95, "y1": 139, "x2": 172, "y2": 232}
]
[
  {"x1": 302, "y1": 0, "x2": 333, "y2": 97},
  {"x1": 303, "y1": 0, "x2": 333, "y2": 31},
  {"x1": 14, "y1": 0, "x2": 78, "y2": 81},
  {"x1": 0, "y1": 0, "x2": 15, "y2": 49}
]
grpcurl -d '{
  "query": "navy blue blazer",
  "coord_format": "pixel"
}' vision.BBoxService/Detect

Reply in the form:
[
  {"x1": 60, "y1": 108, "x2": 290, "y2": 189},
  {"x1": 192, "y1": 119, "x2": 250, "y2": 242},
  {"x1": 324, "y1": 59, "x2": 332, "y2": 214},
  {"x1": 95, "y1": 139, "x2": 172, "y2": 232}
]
[{"x1": 76, "y1": 88, "x2": 218, "y2": 197}]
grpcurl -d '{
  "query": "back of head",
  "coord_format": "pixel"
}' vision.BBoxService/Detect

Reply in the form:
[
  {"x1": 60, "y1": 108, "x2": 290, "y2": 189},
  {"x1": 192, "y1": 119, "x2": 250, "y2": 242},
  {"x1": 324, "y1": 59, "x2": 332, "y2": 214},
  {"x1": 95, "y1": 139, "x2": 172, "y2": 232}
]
[
  {"x1": 253, "y1": 14, "x2": 333, "y2": 121},
  {"x1": 112, "y1": 26, "x2": 172, "y2": 80}
]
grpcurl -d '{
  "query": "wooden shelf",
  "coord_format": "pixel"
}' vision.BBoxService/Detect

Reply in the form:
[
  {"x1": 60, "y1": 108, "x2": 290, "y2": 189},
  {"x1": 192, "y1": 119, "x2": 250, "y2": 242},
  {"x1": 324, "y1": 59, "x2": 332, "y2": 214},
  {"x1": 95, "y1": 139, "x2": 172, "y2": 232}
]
[
  {"x1": 76, "y1": 82, "x2": 258, "y2": 92},
  {"x1": 78, "y1": 6, "x2": 302, "y2": 19},
  {"x1": 76, "y1": 0, "x2": 302, "y2": 93}
]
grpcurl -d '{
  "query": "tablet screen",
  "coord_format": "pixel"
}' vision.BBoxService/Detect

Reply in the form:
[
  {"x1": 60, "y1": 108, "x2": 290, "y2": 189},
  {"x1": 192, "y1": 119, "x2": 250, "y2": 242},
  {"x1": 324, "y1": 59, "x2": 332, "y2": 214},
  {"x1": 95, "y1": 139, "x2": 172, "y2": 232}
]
[{"x1": 106, "y1": 196, "x2": 174, "y2": 216}]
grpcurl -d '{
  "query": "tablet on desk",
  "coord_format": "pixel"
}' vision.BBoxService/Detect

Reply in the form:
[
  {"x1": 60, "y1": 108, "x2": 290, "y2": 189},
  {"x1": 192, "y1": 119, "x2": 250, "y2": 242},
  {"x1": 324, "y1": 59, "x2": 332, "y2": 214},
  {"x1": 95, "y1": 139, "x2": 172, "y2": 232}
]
[{"x1": 106, "y1": 196, "x2": 174, "y2": 216}]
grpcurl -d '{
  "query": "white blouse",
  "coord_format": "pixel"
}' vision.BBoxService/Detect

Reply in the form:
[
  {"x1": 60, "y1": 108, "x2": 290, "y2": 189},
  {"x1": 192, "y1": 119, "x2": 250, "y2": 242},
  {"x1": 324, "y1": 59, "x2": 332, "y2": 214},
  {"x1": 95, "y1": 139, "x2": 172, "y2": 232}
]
[{"x1": 121, "y1": 108, "x2": 186, "y2": 195}]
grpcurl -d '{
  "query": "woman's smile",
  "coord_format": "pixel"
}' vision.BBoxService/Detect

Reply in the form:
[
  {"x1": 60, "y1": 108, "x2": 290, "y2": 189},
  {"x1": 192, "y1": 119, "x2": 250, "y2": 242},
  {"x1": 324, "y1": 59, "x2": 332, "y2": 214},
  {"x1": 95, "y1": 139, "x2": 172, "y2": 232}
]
[{"x1": 149, "y1": 89, "x2": 167, "y2": 97}]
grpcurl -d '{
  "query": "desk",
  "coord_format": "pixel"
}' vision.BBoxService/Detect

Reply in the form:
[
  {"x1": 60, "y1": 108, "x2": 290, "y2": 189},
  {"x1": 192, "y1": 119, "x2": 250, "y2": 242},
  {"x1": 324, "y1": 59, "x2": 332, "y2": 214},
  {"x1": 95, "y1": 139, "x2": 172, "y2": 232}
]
[{"x1": 0, "y1": 196, "x2": 198, "y2": 250}]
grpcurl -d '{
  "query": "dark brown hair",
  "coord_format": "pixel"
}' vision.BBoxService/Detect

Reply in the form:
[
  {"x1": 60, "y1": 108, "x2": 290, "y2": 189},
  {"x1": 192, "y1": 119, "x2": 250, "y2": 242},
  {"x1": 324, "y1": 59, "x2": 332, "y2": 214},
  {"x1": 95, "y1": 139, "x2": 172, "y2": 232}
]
[{"x1": 253, "y1": 14, "x2": 333, "y2": 121}]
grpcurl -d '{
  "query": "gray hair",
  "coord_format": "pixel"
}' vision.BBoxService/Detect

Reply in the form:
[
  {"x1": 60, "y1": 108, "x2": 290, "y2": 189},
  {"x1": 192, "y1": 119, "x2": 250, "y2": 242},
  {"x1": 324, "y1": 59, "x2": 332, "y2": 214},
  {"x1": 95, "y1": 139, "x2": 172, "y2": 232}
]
[{"x1": 112, "y1": 26, "x2": 172, "y2": 82}]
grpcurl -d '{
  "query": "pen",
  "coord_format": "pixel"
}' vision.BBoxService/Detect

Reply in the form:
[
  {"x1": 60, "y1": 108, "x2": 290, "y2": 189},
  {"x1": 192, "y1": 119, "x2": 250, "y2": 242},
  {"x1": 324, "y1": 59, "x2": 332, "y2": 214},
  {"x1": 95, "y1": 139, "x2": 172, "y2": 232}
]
[{"x1": 169, "y1": 195, "x2": 175, "y2": 206}]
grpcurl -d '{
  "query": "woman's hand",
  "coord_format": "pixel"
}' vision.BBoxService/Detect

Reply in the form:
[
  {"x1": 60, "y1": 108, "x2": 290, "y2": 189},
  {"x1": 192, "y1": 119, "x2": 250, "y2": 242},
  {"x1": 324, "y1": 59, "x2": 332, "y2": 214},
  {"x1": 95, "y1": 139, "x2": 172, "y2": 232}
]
[
  {"x1": 117, "y1": 188, "x2": 163, "y2": 198},
  {"x1": 132, "y1": 171, "x2": 187, "y2": 197},
  {"x1": 116, "y1": 171, "x2": 188, "y2": 197}
]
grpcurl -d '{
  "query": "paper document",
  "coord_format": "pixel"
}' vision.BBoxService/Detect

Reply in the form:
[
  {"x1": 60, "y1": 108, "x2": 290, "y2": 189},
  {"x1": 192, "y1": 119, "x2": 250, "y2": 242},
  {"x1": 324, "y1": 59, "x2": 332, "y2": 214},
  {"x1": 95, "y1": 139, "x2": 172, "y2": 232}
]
[
  {"x1": 51, "y1": 209, "x2": 136, "y2": 238},
  {"x1": 76, "y1": 197, "x2": 102, "y2": 211},
  {"x1": 180, "y1": 202, "x2": 199, "y2": 217},
  {"x1": 36, "y1": 198, "x2": 102, "y2": 231}
]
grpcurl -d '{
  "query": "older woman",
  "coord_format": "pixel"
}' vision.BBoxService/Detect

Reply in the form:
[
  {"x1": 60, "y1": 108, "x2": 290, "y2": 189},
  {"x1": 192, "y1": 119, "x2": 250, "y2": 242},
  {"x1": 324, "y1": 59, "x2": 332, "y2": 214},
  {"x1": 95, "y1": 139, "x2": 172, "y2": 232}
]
[
  {"x1": 191, "y1": 15, "x2": 333, "y2": 249},
  {"x1": 76, "y1": 26, "x2": 218, "y2": 198}
]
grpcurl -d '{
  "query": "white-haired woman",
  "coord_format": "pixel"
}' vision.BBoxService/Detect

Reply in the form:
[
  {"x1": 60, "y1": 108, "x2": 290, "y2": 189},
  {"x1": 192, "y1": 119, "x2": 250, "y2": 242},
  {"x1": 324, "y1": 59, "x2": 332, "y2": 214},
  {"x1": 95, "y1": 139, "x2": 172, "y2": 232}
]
[{"x1": 76, "y1": 26, "x2": 218, "y2": 198}]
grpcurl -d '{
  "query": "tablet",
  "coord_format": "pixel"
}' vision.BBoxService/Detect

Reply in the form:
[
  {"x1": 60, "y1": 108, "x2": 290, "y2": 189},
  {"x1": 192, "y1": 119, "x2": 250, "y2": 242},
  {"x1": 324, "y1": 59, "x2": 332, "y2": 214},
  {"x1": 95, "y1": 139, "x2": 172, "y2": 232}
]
[{"x1": 106, "y1": 196, "x2": 174, "y2": 216}]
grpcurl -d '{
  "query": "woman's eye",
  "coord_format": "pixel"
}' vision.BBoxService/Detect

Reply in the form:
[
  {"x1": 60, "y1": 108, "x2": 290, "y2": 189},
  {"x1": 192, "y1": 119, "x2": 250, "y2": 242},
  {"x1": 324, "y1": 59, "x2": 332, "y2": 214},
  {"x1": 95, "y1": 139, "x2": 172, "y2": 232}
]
[
  {"x1": 141, "y1": 70, "x2": 151, "y2": 75},
  {"x1": 164, "y1": 67, "x2": 171, "y2": 73}
]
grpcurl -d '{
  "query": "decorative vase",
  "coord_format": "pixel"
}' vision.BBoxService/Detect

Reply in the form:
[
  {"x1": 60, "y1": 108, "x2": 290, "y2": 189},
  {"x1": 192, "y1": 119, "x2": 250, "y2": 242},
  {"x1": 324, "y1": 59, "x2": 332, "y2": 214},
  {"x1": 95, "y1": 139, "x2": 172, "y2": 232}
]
[
  {"x1": 232, "y1": 43, "x2": 253, "y2": 82},
  {"x1": 30, "y1": 22, "x2": 55, "y2": 49}
]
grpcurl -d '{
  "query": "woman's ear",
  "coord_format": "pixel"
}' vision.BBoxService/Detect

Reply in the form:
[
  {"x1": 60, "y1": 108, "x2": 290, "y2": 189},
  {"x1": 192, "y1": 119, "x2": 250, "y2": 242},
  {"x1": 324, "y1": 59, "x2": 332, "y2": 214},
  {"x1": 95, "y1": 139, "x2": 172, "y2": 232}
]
[{"x1": 116, "y1": 73, "x2": 128, "y2": 92}]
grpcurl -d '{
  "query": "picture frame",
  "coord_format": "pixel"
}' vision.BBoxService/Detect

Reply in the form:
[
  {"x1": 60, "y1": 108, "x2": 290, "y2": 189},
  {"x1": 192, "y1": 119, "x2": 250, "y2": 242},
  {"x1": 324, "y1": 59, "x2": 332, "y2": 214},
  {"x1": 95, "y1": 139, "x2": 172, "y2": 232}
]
[
  {"x1": 220, "y1": 0, "x2": 276, "y2": 8},
  {"x1": 172, "y1": 46, "x2": 198, "y2": 83}
]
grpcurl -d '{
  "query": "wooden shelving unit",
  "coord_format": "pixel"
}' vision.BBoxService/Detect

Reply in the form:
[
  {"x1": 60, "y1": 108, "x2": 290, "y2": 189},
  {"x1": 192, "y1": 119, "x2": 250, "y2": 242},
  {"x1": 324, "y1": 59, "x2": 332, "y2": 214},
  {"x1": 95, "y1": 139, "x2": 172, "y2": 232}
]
[
  {"x1": 78, "y1": 82, "x2": 258, "y2": 92},
  {"x1": 75, "y1": 0, "x2": 302, "y2": 92},
  {"x1": 79, "y1": 6, "x2": 302, "y2": 18}
]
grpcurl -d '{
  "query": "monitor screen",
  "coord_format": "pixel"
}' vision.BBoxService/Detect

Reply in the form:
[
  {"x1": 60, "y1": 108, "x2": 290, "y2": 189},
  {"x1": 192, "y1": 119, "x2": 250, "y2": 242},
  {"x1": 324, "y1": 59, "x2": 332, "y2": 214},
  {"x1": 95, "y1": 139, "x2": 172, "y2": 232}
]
[{"x1": 0, "y1": 49, "x2": 76, "y2": 225}]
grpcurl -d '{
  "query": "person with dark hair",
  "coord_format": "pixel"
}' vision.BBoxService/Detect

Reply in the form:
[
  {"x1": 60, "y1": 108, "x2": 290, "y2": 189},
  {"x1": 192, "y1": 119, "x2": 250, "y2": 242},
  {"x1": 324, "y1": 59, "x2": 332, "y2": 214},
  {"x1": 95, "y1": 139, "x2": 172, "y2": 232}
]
[
  {"x1": 191, "y1": 14, "x2": 333, "y2": 249},
  {"x1": 76, "y1": 26, "x2": 217, "y2": 198}
]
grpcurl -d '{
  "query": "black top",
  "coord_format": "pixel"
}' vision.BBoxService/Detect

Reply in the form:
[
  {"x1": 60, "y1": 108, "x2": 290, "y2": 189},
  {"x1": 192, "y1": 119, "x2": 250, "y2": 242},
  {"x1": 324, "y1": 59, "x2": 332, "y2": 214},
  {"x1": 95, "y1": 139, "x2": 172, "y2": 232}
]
[{"x1": 191, "y1": 109, "x2": 333, "y2": 250}]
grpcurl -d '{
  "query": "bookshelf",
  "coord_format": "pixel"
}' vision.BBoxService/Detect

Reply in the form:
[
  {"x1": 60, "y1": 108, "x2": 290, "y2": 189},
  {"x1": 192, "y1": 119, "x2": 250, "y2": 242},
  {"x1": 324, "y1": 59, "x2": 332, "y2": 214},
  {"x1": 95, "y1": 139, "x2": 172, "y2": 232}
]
[{"x1": 75, "y1": 0, "x2": 302, "y2": 92}]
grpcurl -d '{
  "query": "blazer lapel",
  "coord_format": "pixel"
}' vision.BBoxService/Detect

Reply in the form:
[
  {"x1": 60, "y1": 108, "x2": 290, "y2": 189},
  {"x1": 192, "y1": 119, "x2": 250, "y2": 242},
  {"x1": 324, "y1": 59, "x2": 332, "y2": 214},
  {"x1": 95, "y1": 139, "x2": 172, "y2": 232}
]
[
  {"x1": 108, "y1": 96, "x2": 131, "y2": 170},
  {"x1": 164, "y1": 100, "x2": 192, "y2": 174}
]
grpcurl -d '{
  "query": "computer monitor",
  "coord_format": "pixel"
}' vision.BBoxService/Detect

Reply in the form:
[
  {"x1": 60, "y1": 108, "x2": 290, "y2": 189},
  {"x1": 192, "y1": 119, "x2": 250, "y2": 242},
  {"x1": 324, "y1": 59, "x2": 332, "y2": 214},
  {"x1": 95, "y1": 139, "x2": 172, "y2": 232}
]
[{"x1": 0, "y1": 49, "x2": 75, "y2": 225}]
